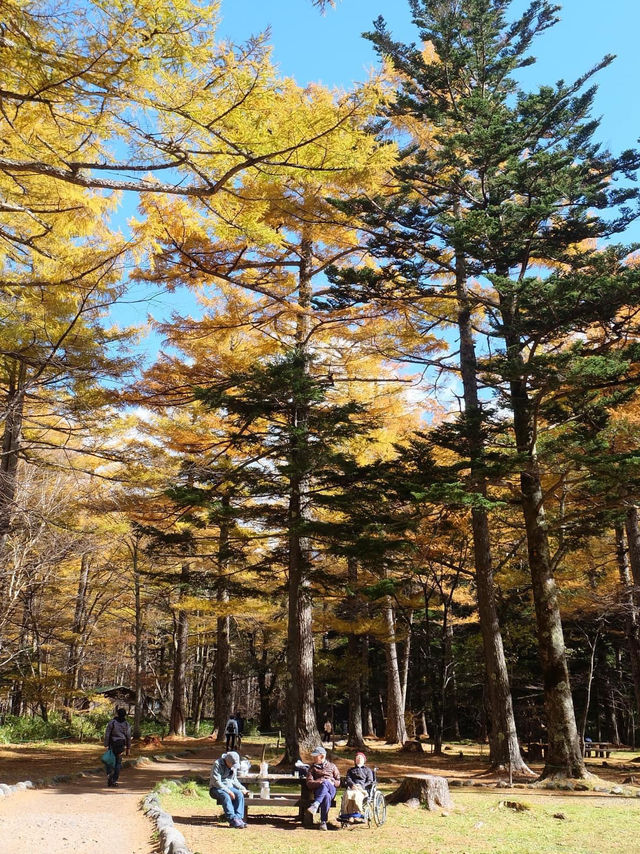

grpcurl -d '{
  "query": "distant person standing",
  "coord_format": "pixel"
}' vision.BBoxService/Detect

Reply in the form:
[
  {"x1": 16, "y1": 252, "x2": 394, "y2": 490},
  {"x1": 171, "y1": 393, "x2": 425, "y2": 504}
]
[
  {"x1": 235, "y1": 711, "x2": 245, "y2": 747},
  {"x1": 104, "y1": 707, "x2": 132, "y2": 788},
  {"x1": 225, "y1": 714, "x2": 239, "y2": 750},
  {"x1": 322, "y1": 719, "x2": 333, "y2": 744}
]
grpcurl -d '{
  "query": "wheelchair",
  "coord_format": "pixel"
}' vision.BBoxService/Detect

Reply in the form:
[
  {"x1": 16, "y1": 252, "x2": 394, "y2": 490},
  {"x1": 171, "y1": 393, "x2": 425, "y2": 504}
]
[{"x1": 338, "y1": 767, "x2": 386, "y2": 829}]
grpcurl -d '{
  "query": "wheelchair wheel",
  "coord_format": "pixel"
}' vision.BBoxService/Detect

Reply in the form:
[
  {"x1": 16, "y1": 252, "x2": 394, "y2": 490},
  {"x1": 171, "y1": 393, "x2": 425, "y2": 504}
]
[
  {"x1": 372, "y1": 789, "x2": 386, "y2": 827},
  {"x1": 363, "y1": 803, "x2": 372, "y2": 828}
]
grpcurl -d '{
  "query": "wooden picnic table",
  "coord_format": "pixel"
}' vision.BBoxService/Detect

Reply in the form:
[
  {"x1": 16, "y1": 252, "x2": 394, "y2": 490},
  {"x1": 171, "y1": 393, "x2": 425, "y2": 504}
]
[
  {"x1": 238, "y1": 772, "x2": 335, "y2": 826},
  {"x1": 583, "y1": 741, "x2": 612, "y2": 758}
]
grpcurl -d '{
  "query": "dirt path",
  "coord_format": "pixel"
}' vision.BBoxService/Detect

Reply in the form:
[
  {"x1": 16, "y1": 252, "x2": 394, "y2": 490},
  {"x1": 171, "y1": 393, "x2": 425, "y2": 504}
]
[
  {"x1": 1, "y1": 738, "x2": 638, "y2": 854},
  {"x1": 0, "y1": 746, "x2": 219, "y2": 854}
]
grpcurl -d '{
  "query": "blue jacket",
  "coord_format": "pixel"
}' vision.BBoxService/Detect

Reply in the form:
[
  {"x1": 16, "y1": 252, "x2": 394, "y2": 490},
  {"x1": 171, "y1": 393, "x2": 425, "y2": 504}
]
[{"x1": 209, "y1": 756, "x2": 247, "y2": 794}]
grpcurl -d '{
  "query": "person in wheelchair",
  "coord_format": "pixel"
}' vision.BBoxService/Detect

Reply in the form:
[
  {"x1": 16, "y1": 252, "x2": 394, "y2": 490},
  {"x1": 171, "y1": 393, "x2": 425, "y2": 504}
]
[{"x1": 340, "y1": 751, "x2": 373, "y2": 820}]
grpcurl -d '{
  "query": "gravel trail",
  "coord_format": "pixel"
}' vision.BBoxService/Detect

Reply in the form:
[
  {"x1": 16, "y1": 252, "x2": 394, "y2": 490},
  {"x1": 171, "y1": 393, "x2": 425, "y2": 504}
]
[{"x1": 0, "y1": 746, "x2": 217, "y2": 854}]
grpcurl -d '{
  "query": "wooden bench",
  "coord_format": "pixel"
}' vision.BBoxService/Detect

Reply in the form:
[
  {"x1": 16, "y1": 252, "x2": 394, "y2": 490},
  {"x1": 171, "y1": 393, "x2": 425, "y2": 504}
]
[
  {"x1": 583, "y1": 741, "x2": 612, "y2": 758},
  {"x1": 242, "y1": 788, "x2": 335, "y2": 827}
]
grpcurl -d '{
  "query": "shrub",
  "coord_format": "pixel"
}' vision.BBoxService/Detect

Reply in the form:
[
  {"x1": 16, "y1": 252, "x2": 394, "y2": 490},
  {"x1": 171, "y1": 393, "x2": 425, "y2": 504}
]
[{"x1": 0, "y1": 709, "x2": 112, "y2": 744}]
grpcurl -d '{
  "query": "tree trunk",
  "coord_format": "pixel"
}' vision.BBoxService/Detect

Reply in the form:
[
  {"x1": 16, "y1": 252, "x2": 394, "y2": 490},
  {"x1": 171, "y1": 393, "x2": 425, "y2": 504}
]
[
  {"x1": 360, "y1": 634, "x2": 375, "y2": 737},
  {"x1": 169, "y1": 563, "x2": 189, "y2": 737},
  {"x1": 383, "y1": 598, "x2": 408, "y2": 744},
  {"x1": 346, "y1": 558, "x2": 366, "y2": 749},
  {"x1": 0, "y1": 361, "x2": 26, "y2": 557},
  {"x1": 615, "y1": 524, "x2": 640, "y2": 719},
  {"x1": 285, "y1": 500, "x2": 319, "y2": 758},
  {"x1": 444, "y1": 621, "x2": 460, "y2": 740},
  {"x1": 607, "y1": 686, "x2": 620, "y2": 744},
  {"x1": 423, "y1": 586, "x2": 442, "y2": 754},
  {"x1": 191, "y1": 642, "x2": 212, "y2": 731},
  {"x1": 215, "y1": 494, "x2": 233, "y2": 740},
  {"x1": 283, "y1": 238, "x2": 321, "y2": 763},
  {"x1": 10, "y1": 680, "x2": 23, "y2": 716},
  {"x1": 455, "y1": 258, "x2": 530, "y2": 774},
  {"x1": 500, "y1": 294, "x2": 586, "y2": 779},
  {"x1": 64, "y1": 553, "x2": 91, "y2": 709},
  {"x1": 133, "y1": 542, "x2": 144, "y2": 740},
  {"x1": 257, "y1": 668, "x2": 273, "y2": 733},
  {"x1": 579, "y1": 631, "x2": 599, "y2": 747},
  {"x1": 400, "y1": 609, "x2": 413, "y2": 714},
  {"x1": 625, "y1": 507, "x2": 640, "y2": 588},
  {"x1": 386, "y1": 774, "x2": 453, "y2": 810}
]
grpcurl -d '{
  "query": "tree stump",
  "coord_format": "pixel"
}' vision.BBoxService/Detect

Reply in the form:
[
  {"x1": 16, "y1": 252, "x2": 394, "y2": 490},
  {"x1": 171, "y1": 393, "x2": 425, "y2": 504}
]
[
  {"x1": 386, "y1": 774, "x2": 453, "y2": 811},
  {"x1": 402, "y1": 740, "x2": 424, "y2": 753}
]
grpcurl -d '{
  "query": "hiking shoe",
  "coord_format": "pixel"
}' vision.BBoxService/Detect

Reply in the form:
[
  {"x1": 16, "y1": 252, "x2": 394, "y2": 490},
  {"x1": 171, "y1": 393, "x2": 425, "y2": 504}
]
[
  {"x1": 319, "y1": 822, "x2": 328, "y2": 831},
  {"x1": 307, "y1": 802, "x2": 320, "y2": 815},
  {"x1": 229, "y1": 817, "x2": 245, "y2": 829}
]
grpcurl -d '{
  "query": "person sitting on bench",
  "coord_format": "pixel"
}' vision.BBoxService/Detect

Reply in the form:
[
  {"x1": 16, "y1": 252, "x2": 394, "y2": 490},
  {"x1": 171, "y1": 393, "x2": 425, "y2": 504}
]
[
  {"x1": 341, "y1": 752, "x2": 373, "y2": 818},
  {"x1": 209, "y1": 751, "x2": 249, "y2": 829},
  {"x1": 306, "y1": 746, "x2": 340, "y2": 831}
]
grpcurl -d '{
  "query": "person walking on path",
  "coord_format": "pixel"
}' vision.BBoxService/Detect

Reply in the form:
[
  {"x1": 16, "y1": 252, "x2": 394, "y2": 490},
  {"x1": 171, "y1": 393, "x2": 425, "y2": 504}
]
[
  {"x1": 209, "y1": 751, "x2": 249, "y2": 829},
  {"x1": 225, "y1": 715, "x2": 239, "y2": 750},
  {"x1": 104, "y1": 707, "x2": 132, "y2": 788},
  {"x1": 306, "y1": 746, "x2": 340, "y2": 830}
]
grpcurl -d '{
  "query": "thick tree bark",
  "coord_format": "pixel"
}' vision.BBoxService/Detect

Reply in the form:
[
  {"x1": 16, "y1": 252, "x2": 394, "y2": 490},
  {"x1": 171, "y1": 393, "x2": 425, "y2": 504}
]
[
  {"x1": 615, "y1": 524, "x2": 640, "y2": 719},
  {"x1": 386, "y1": 774, "x2": 453, "y2": 810},
  {"x1": 283, "y1": 238, "x2": 321, "y2": 763},
  {"x1": 455, "y1": 257, "x2": 530, "y2": 774},
  {"x1": 383, "y1": 598, "x2": 408, "y2": 744},
  {"x1": 285, "y1": 487, "x2": 320, "y2": 758},
  {"x1": 500, "y1": 295, "x2": 586, "y2": 779},
  {"x1": 169, "y1": 563, "x2": 189, "y2": 737}
]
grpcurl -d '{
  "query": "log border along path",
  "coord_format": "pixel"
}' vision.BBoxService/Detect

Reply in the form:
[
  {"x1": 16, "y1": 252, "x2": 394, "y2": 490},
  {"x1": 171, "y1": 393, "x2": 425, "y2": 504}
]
[{"x1": 0, "y1": 744, "x2": 220, "y2": 854}]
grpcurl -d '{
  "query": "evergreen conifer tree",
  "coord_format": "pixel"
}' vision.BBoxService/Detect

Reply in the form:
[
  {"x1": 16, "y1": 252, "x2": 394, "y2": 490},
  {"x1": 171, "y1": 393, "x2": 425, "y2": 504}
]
[{"x1": 329, "y1": 0, "x2": 640, "y2": 777}]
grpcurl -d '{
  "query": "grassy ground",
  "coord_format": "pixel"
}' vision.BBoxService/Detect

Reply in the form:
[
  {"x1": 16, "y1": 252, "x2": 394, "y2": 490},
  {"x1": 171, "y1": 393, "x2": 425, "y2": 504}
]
[
  {"x1": 160, "y1": 781, "x2": 640, "y2": 854},
  {"x1": 2, "y1": 733, "x2": 640, "y2": 854}
]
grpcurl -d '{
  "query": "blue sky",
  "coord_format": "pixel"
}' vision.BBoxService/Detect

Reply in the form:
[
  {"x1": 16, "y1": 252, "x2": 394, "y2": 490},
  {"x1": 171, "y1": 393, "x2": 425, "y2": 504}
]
[
  {"x1": 216, "y1": 0, "x2": 639, "y2": 158},
  {"x1": 114, "y1": 0, "x2": 640, "y2": 362}
]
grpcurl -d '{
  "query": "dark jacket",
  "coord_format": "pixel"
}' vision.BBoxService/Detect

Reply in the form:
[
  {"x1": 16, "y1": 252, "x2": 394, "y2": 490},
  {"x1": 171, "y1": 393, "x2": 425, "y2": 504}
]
[
  {"x1": 104, "y1": 717, "x2": 132, "y2": 750},
  {"x1": 306, "y1": 760, "x2": 340, "y2": 790},
  {"x1": 346, "y1": 765, "x2": 373, "y2": 790}
]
